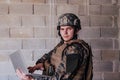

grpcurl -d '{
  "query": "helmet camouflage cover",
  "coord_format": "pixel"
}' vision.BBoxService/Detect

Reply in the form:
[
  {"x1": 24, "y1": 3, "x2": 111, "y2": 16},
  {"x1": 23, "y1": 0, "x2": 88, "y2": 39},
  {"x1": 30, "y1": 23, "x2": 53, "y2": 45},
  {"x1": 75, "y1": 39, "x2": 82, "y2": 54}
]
[{"x1": 57, "y1": 13, "x2": 81, "y2": 30}]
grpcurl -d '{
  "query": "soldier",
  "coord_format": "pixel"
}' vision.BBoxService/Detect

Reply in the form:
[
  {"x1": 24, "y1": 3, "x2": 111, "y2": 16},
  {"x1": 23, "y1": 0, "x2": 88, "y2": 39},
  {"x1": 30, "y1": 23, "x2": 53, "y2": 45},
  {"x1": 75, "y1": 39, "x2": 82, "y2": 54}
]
[{"x1": 16, "y1": 13, "x2": 93, "y2": 80}]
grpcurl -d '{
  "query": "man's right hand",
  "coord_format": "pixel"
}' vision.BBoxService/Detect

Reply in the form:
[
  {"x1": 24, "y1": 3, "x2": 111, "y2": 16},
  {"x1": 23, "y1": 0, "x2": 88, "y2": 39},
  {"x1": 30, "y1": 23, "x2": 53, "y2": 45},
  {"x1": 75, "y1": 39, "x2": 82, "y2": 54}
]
[
  {"x1": 16, "y1": 69, "x2": 34, "y2": 80},
  {"x1": 27, "y1": 63, "x2": 44, "y2": 73}
]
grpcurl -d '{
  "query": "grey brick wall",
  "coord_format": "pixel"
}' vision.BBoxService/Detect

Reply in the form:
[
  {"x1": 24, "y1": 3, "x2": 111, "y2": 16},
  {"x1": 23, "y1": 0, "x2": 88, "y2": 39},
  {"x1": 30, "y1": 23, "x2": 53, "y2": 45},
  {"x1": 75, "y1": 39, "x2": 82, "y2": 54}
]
[{"x1": 0, "y1": 0, "x2": 119, "y2": 80}]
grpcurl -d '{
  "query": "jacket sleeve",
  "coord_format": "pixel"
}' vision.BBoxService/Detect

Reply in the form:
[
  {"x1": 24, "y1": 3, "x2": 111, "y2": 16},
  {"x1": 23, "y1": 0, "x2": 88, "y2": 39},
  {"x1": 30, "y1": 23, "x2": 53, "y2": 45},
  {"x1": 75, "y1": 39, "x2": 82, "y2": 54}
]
[
  {"x1": 72, "y1": 43, "x2": 93, "y2": 80},
  {"x1": 35, "y1": 42, "x2": 62, "y2": 65},
  {"x1": 64, "y1": 42, "x2": 93, "y2": 80}
]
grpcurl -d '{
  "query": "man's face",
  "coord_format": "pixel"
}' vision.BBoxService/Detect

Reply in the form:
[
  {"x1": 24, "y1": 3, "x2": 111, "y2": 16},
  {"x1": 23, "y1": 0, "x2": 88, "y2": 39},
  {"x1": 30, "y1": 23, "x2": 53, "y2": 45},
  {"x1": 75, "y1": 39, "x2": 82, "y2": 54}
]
[{"x1": 60, "y1": 26, "x2": 75, "y2": 42}]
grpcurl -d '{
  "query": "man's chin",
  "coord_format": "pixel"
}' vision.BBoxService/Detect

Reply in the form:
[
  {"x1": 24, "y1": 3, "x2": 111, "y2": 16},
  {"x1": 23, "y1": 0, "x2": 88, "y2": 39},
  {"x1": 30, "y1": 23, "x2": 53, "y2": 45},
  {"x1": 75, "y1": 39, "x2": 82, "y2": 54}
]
[{"x1": 63, "y1": 39, "x2": 71, "y2": 43}]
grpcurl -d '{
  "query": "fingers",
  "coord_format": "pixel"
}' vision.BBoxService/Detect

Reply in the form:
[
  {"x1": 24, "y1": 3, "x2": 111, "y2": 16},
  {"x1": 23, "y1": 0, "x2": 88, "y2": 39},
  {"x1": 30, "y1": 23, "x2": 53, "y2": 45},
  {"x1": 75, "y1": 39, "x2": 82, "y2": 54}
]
[
  {"x1": 27, "y1": 66, "x2": 35, "y2": 73},
  {"x1": 35, "y1": 63, "x2": 44, "y2": 70},
  {"x1": 27, "y1": 64, "x2": 44, "y2": 73},
  {"x1": 27, "y1": 66, "x2": 32, "y2": 69},
  {"x1": 40, "y1": 67, "x2": 44, "y2": 70},
  {"x1": 16, "y1": 69, "x2": 30, "y2": 80}
]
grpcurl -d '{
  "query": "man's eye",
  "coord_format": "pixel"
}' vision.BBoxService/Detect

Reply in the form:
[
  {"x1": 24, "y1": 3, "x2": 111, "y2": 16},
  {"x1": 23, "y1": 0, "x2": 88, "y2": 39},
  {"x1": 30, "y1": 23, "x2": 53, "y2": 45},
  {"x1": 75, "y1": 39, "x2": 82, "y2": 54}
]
[{"x1": 60, "y1": 28, "x2": 64, "y2": 30}]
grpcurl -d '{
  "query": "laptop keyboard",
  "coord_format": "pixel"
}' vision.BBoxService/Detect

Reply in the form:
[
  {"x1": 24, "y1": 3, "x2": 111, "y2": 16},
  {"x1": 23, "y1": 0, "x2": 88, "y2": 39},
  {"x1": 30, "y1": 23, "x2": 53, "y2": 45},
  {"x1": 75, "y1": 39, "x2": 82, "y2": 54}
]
[{"x1": 34, "y1": 75, "x2": 52, "y2": 80}]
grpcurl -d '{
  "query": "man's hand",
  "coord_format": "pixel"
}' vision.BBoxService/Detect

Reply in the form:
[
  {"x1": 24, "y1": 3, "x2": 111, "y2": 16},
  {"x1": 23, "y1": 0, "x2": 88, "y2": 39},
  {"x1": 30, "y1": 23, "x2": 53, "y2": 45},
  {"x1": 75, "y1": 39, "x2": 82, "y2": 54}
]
[
  {"x1": 27, "y1": 63, "x2": 44, "y2": 73},
  {"x1": 16, "y1": 69, "x2": 34, "y2": 80}
]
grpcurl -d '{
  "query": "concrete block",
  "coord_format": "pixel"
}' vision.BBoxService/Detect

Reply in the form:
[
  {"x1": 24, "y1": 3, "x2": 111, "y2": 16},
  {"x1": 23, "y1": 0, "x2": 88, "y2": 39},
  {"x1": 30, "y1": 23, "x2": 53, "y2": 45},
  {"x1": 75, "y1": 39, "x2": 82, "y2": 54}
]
[
  {"x1": 34, "y1": 27, "x2": 49, "y2": 38},
  {"x1": 45, "y1": 38, "x2": 59, "y2": 49},
  {"x1": 91, "y1": 39, "x2": 113, "y2": 49},
  {"x1": 101, "y1": 5, "x2": 119, "y2": 15},
  {"x1": 0, "y1": 61, "x2": 15, "y2": 74},
  {"x1": 10, "y1": 0, "x2": 21, "y2": 2},
  {"x1": 90, "y1": 0, "x2": 112, "y2": 5},
  {"x1": 101, "y1": 28, "x2": 118, "y2": 38},
  {"x1": 34, "y1": 4, "x2": 53, "y2": 15},
  {"x1": 90, "y1": 0, "x2": 102, "y2": 5},
  {"x1": 45, "y1": 15, "x2": 57, "y2": 27},
  {"x1": 92, "y1": 50, "x2": 101, "y2": 61},
  {"x1": 0, "y1": 0, "x2": 7, "y2": 2},
  {"x1": 68, "y1": 0, "x2": 86, "y2": 5},
  {"x1": 56, "y1": 0, "x2": 68, "y2": 4},
  {"x1": 113, "y1": 61, "x2": 120, "y2": 72},
  {"x1": 114, "y1": 39, "x2": 119, "y2": 49},
  {"x1": 93, "y1": 61, "x2": 113, "y2": 72},
  {"x1": 34, "y1": 27, "x2": 57, "y2": 38},
  {"x1": 9, "y1": 3, "x2": 33, "y2": 15},
  {"x1": 113, "y1": 16, "x2": 118, "y2": 27},
  {"x1": 0, "y1": 0, "x2": 21, "y2": 3},
  {"x1": 22, "y1": 15, "x2": 45, "y2": 27},
  {"x1": 93, "y1": 72, "x2": 102, "y2": 80},
  {"x1": 78, "y1": 27, "x2": 100, "y2": 38},
  {"x1": 22, "y1": 39, "x2": 46, "y2": 49},
  {"x1": 111, "y1": 0, "x2": 118, "y2": 4},
  {"x1": 57, "y1": 4, "x2": 79, "y2": 16},
  {"x1": 22, "y1": 0, "x2": 45, "y2": 3},
  {"x1": 79, "y1": 16, "x2": 90, "y2": 26},
  {"x1": 56, "y1": 38, "x2": 61, "y2": 43},
  {"x1": 46, "y1": 26, "x2": 57, "y2": 38},
  {"x1": 103, "y1": 72, "x2": 120, "y2": 80},
  {"x1": 10, "y1": 27, "x2": 33, "y2": 38},
  {"x1": 101, "y1": 50, "x2": 119, "y2": 61},
  {"x1": 46, "y1": 0, "x2": 67, "y2": 4},
  {"x1": 119, "y1": 17, "x2": 120, "y2": 27},
  {"x1": 0, "y1": 15, "x2": 21, "y2": 27},
  {"x1": 0, "y1": 39, "x2": 21, "y2": 50},
  {"x1": 0, "y1": 28, "x2": 9, "y2": 38},
  {"x1": 90, "y1": 16, "x2": 112, "y2": 27},
  {"x1": 0, "y1": 3, "x2": 8, "y2": 14},
  {"x1": 119, "y1": 62, "x2": 120, "y2": 72},
  {"x1": 78, "y1": 4, "x2": 87, "y2": 16},
  {"x1": 68, "y1": 0, "x2": 88, "y2": 15},
  {"x1": 0, "y1": 50, "x2": 13, "y2": 62},
  {"x1": 89, "y1": 5, "x2": 101, "y2": 15},
  {"x1": 119, "y1": 0, "x2": 120, "y2": 4},
  {"x1": 0, "y1": 50, "x2": 20, "y2": 67},
  {"x1": 0, "y1": 54, "x2": 8, "y2": 62}
]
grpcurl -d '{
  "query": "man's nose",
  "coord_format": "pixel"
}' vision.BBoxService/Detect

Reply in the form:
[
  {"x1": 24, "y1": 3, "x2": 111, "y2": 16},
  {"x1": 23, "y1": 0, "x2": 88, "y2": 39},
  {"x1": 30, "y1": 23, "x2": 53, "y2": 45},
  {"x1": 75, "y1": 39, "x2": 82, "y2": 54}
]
[{"x1": 64, "y1": 29, "x2": 67, "y2": 34}]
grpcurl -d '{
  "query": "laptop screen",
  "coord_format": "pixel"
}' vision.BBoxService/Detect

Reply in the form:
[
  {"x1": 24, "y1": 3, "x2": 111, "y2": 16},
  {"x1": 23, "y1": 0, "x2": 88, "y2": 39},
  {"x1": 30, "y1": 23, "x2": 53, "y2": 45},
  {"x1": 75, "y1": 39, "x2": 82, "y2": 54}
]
[{"x1": 9, "y1": 50, "x2": 28, "y2": 73}]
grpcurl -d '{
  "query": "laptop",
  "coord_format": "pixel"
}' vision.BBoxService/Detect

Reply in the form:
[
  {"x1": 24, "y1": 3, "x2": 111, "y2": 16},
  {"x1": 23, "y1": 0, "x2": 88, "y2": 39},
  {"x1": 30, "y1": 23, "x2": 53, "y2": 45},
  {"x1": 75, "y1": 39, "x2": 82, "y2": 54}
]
[{"x1": 9, "y1": 50, "x2": 51, "y2": 80}]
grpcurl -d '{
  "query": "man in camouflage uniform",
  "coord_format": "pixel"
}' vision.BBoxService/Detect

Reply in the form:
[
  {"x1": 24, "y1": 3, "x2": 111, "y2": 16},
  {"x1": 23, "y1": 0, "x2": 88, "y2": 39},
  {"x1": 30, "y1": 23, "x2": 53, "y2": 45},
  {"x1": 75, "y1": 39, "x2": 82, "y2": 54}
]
[{"x1": 16, "y1": 13, "x2": 93, "y2": 80}]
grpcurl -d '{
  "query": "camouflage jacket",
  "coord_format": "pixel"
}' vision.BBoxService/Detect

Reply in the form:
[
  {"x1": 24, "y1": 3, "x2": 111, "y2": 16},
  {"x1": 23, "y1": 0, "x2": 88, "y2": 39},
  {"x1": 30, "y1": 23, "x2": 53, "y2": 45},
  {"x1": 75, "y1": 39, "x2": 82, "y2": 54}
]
[{"x1": 36, "y1": 39, "x2": 93, "y2": 80}]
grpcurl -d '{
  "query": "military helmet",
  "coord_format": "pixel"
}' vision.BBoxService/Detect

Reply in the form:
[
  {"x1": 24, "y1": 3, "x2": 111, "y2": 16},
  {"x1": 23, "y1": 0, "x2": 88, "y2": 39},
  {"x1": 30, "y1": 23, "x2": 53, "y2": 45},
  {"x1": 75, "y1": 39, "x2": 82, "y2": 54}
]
[{"x1": 57, "y1": 13, "x2": 81, "y2": 30}]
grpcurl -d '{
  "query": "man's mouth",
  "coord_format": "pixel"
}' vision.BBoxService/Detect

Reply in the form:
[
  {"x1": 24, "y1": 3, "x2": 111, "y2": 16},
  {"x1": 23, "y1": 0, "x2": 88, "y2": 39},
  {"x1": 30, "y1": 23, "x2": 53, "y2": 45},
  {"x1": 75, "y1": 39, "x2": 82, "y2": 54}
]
[{"x1": 64, "y1": 36, "x2": 69, "y2": 38}]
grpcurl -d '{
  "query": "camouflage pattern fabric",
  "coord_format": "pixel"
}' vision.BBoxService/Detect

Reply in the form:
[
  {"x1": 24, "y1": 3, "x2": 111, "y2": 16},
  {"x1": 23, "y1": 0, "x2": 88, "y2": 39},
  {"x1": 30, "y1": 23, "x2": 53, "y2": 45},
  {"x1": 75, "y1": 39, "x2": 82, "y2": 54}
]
[{"x1": 36, "y1": 39, "x2": 93, "y2": 80}]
